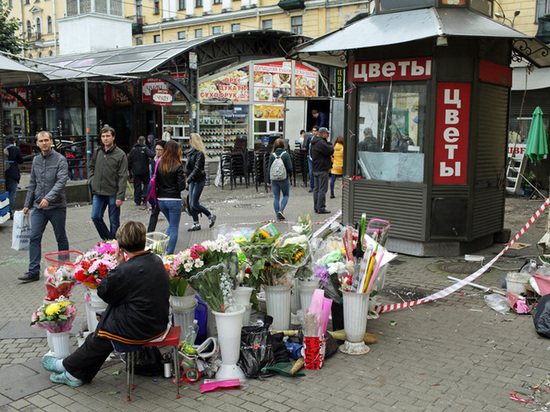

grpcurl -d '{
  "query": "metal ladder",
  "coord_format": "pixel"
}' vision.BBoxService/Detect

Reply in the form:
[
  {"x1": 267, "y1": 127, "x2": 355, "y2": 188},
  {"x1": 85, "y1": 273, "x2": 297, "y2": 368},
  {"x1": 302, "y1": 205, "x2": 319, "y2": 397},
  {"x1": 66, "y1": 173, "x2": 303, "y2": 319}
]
[{"x1": 505, "y1": 147, "x2": 526, "y2": 195}]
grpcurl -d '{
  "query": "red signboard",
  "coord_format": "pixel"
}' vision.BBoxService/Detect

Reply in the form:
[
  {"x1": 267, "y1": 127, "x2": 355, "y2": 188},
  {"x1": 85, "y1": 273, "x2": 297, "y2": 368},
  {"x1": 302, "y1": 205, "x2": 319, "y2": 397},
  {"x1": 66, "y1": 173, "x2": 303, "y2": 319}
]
[
  {"x1": 349, "y1": 57, "x2": 432, "y2": 82},
  {"x1": 433, "y1": 82, "x2": 471, "y2": 185},
  {"x1": 479, "y1": 60, "x2": 512, "y2": 87},
  {"x1": 152, "y1": 89, "x2": 173, "y2": 106}
]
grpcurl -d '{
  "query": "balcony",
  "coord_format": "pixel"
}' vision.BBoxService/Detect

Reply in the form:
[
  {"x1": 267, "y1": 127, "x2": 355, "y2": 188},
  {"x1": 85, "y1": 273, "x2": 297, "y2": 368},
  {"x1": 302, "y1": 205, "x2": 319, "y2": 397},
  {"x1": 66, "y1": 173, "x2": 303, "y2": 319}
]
[
  {"x1": 536, "y1": 16, "x2": 550, "y2": 44},
  {"x1": 277, "y1": 0, "x2": 305, "y2": 11}
]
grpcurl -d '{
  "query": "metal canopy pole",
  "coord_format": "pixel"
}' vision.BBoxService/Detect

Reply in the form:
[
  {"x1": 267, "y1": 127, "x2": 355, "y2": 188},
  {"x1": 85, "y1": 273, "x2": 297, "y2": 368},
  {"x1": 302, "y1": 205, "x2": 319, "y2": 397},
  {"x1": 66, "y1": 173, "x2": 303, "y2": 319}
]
[{"x1": 84, "y1": 78, "x2": 90, "y2": 168}]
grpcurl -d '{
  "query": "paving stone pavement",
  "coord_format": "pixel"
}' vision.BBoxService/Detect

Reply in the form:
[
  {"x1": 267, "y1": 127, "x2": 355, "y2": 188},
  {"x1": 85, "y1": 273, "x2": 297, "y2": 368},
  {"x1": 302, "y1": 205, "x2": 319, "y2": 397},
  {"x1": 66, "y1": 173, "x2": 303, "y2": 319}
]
[{"x1": 0, "y1": 178, "x2": 549, "y2": 411}]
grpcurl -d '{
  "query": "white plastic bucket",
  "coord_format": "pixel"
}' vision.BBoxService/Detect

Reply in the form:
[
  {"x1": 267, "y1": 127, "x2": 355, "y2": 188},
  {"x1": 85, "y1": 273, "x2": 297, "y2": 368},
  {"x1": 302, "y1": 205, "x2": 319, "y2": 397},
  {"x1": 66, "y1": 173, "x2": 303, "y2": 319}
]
[{"x1": 506, "y1": 272, "x2": 531, "y2": 295}]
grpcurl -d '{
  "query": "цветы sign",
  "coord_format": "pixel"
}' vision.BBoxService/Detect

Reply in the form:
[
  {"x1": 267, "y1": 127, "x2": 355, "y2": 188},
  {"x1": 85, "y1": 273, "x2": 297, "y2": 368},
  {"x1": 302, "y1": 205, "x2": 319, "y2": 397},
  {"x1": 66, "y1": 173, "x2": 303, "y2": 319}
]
[{"x1": 349, "y1": 58, "x2": 432, "y2": 82}]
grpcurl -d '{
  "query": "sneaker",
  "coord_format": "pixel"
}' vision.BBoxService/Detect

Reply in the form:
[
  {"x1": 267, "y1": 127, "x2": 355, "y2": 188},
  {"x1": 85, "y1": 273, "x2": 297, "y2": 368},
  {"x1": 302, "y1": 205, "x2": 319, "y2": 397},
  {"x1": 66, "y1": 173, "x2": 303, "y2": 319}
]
[
  {"x1": 42, "y1": 355, "x2": 64, "y2": 373},
  {"x1": 318, "y1": 209, "x2": 331, "y2": 214},
  {"x1": 278, "y1": 211, "x2": 285, "y2": 220},
  {"x1": 18, "y1": 272, "x2": 39, "y2": 283},
  {"x1": 209, "y1": 214, "x2": 216, "y2": 229},
  {"x1": 188, "y1": 224, "x2": 201, "y2": 232},
  {"x1": 330, "y1": 194, "x2": 335, "y2": 199},
  {"x1": 50, "y1": 372, "x2": 83, "y2": 388}
]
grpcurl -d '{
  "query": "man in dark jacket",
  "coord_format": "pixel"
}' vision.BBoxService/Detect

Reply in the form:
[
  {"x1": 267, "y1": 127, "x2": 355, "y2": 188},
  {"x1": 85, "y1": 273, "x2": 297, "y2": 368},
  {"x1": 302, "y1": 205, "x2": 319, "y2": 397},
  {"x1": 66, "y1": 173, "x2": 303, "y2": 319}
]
[
  {"x1": 42, "y1": 221, "x2": 170, "y2": 386},
  {"x1": 19, "y1": 131, "x2": 69, "y2": 283},
  {"x1": 3, "y1": 136, "x2": 23, "y2": 219},
  {"x1": 89, "y1": 127, "x2": 128, "y2": 240},
  {"x1": 128, "y1": 135, "x2": 154, "y2": 206},
  {"x1": 310, "y1": 127, "x2": 334, "y2": 214}
]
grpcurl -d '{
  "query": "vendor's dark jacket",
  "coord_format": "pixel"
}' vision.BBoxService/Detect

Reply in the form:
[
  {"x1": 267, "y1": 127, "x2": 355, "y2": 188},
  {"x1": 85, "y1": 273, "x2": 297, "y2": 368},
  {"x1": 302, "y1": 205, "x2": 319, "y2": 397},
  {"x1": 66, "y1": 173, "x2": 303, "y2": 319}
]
[
  {"x1": 24, "y1": 150, "x2": 68, "y2": 210},
  {"x1": 310, "y1": 136, "x2": 334, "y2": 173},
  {"x1": 89, "y1": 144, "x2": 128, "y2": 201},
  {"x1": 128, "y1": 142, "x2": 154, "y2": 176},
  {"x1": 185, "y1": 147, "x2": 206, "y2": 183},
  {"x1": 156, "y1": 162, "x2": 186, "y2": 198},
  {"x1": 96, "y1": 251, "x2": 170, "y2": 344}
]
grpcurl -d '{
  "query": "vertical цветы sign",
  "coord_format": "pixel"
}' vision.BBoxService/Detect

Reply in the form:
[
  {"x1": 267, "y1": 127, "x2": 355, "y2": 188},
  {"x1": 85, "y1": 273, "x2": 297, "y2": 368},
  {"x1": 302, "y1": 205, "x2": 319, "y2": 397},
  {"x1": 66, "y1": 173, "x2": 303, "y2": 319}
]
[{"x1": 433, "y1": 82, "x2": 471, "y2": 184}]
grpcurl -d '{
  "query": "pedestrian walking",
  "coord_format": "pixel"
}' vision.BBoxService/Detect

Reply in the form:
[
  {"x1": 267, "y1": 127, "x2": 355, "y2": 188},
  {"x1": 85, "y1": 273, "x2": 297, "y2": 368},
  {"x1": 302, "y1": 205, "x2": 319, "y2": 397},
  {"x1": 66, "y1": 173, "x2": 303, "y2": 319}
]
[
  {"x1": 330, "y1": 135, "x2": 344, "y2": 198},
  {"x1": 267, "y1": 138, "x2": 293, "y2": 221},
  {"x1": 89, "y1": 126, "x2": 128, "y2": 241},
  {"x1": 186, "y1": 133, "x2": 216, "y2": 232},
  {"x1": 128, "y1": 136, "x2": 154, "y2": 206},
  {"x1": 3, "y1": 135, "x2": 23, "y2": 219},
  {"x1": 19, "y1": 131, "x2": 69, "y2": 283},
  {"x1": 147, "y1": 140, "x2": 165, "y2": 233},
  {"x1": 157, "y1": 140, "x2": 186, "y2": 254},
  {"x1": 311, "y1": 127, "x2": 334, "y2": 214}
]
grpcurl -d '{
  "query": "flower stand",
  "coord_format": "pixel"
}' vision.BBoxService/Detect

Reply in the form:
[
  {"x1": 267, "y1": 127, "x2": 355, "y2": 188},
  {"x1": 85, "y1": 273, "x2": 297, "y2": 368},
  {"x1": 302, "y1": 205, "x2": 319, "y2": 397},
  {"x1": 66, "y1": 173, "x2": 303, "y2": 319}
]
[
  {"x1": 170, "y1": 295, "x2": 197, "y2": 341},
  {"x1": 233, "y1": 286, "x2": 253, "y2": 326},
  {"x1": 339, "y1": 291, "x2": 370, "y2": 355},
  {"x1": 299, "y1": 279, "x2": 320, "y2": 312},
  {"x1": 264, "y1": 285, "x2": 292, "y2": 331},
  {"x1": 212, "y1": 304, "x2": 246, "y2": 381},
  {"x1": 85, "y1": 288, "x2": 108, "y2": 334},
  {"x1": 47, "y1": 331, "x2": 71, "y2": 358}
]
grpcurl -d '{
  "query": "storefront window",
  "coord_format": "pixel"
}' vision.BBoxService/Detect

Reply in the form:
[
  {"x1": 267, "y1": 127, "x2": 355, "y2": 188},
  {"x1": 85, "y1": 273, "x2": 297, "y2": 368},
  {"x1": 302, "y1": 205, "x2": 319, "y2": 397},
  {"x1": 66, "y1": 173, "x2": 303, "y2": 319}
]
[{"x1": 357, "y1": 84, "x2": 427, "y2": 183}]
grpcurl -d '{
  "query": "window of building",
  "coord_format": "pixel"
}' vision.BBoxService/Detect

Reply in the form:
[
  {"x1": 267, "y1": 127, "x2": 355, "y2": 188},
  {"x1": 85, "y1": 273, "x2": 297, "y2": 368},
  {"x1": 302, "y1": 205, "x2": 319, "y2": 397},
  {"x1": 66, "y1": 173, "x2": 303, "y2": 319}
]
[
  {"x1": 25, "y1": 0, "x2": 29, "y2": 4},
  {"x1": 38, "y1": 52, "x2": 42, "y2": 57},
  {"x1": 135, "y1": 36, "x2": 143, "y2": 45},
  {"x1": 196, "y1": 0, "x2": 203, "y2": 7},
  {"x1": 231, "y1": 23, "x2": 240, "y2": 32},
  {"x1": 536, "y1": 0, "x2": 550, "y2": 21},
  {"x1": 110, "y1": 0, "x2": 122, "y2": 15},
  {"x1": 47, "y1": 16, "x2": 52, "y2": 33},
  {"x1": 213, "y1": 0, "x2": 221, "y2": 3},
  {"x1": 212, "y1": 25, "x2": 222, "y2": 35},
  {"x1": 136, "y1": 0, "x2": 143, "y2": 19},
  {"x1": 262, "y1": 19, "x2": 272, "y2": 30},
  {"x1": 8, "y1": 0, "x2": 12, "y2": 7},
  {"x1": 26, "y1": 20, "x2": 32, "y2": 37},
  {"x1": 291, "y1": 16, "x2": 302, "y2": 34},
  {"x1": 28, "y1": 53, "x2": 33, "y2": 58},
  {"x1": 153, "y1": 0, "x2": 159, "y2": 14},
  {"x1": 36, "y1": 17, "x2": 41, "y2": 35},
  {"x1": 49, "y1": 50, "x2": 53, "y2": 56},
  {"x1": 178, "y1": 0, "x2": 185, "y2": 10},
  {"x1": 153, "y1": 34, "x2": 161, "y2": 43},
  {"x1": 178, "y1": 31, "x2": 186, "y2": 40},
  {"x1": 357, "y1": 83, "x2": 427, "y2": 183},
  {"x1": 195, "y1": 28, "x2": 203, "y2": 38}
]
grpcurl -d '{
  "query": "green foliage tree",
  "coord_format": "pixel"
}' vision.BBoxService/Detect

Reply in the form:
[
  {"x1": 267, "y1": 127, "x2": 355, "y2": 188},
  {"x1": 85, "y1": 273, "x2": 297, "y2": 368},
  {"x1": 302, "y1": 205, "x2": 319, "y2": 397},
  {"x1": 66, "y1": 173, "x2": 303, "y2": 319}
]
[{"x1": 0, "y1": 2, "x2": 27, "y2": 55}]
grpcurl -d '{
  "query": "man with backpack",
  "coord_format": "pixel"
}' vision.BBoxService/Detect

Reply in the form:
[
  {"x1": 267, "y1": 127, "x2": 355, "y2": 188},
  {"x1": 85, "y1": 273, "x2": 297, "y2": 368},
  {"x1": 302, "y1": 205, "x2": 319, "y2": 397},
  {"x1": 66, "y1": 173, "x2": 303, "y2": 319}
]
[
  {"x1": 128, "y1": 136, "x2": 154, "y2": 206},
  {"x1": 3, "y1": 136, "x2": 23, "y2": 219},
  {"x1": 267, "y1": 138, "x2": 293, "y2": 221},
  {"x1": 310, "y1": 127, "x2": 334, "y2": 214}
]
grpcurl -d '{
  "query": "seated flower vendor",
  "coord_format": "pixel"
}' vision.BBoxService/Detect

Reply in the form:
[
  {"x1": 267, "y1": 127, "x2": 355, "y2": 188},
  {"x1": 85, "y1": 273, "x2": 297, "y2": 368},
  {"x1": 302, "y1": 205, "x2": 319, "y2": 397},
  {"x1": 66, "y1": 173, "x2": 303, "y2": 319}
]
[{"x1": 42, "y1": 220, "x2": 170, "y2": 387}]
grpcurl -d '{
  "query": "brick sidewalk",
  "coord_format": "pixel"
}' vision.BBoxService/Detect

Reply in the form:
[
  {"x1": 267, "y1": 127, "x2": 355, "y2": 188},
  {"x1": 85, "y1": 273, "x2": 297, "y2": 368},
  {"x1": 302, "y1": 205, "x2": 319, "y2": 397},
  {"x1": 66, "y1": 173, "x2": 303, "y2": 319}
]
[{"x1": 0, "y1": 181, "x2": 548, "y2": 411}]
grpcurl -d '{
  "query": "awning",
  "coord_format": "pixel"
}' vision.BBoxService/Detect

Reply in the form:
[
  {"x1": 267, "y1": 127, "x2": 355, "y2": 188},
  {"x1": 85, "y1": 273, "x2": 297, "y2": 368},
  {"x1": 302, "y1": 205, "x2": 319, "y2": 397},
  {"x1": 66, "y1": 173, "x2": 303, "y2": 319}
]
[
  {"x1": 289, "y1": 7, "x2": 550, "y2": 68},
  {"x1": 0, "y1": 54, "x2": 47, "y2": 86},
  {"x1": 512, "y1": 66, "x2": 550, "y2": 91}
]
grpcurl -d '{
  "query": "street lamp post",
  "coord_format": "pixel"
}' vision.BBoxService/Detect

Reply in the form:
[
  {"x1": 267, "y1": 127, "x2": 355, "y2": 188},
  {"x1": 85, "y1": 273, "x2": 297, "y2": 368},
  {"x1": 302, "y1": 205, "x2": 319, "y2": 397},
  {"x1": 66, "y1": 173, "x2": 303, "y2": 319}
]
[{"x1": 495, "y1": 9, "x2": 520, "y2": 28}]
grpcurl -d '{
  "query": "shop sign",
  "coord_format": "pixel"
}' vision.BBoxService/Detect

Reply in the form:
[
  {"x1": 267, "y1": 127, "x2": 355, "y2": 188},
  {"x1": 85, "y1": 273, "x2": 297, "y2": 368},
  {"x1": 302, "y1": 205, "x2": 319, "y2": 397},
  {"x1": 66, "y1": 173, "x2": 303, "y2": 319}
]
[
  {"x1": 433, "y1": 82, "x2": 471, "y2": 185},
  {"x1": 350, "y1": 57, "x2": 432, "y2": 82},
  {"x1": 294, "y1": 63, "x2": 317, "y2": 98},
  {"x1": 2, "y1": 88, "x2": 26, "y2": 108},
  {"x1": 335, "y1": 68, "x2": 344, "y2": 98},
  {"x1": 152, "y1": 89, "x2": 173, "y2": 106},
  {"x1": 508, "y1": 144, "x2": 526, "y2": 156},
  {"x1": 479, "y1": 60, "x2": 512, "y2": 87},
  {"x1": 142, "y1": 78, "x2": 168, "y2": 103},
  {"x1": 199, "y1": 66, "x2": 249, "y2": 102},
  {"x1": 253, "y1": 105, "x2": 284, "y2": 120}
]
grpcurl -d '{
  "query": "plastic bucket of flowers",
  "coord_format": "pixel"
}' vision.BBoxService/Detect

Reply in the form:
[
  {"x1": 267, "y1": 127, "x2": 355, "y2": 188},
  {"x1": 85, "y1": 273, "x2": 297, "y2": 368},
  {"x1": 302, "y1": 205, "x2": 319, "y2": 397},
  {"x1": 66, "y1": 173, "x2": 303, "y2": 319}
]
[
  {"x1": 44, "y1": 251, "x2": 83, "y2": 301},
  {"x1": 146, "y1": 232, "x2": 170, "y2": 256}
]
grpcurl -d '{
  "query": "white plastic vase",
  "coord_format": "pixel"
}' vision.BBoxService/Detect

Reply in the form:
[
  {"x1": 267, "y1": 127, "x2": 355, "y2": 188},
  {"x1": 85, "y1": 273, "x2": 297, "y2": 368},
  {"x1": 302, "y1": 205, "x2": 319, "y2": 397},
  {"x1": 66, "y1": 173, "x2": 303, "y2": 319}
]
[
  {"x1": 299, "y1": 279, "x2": 320, "y2": 312},
  {"x1": 340, "y1": 291, "x2": 370, "y2": 355},
  {"x1": 85, "y1": 288, "x2": 108, "y2": 333},
  {"x1": 233, "y1": 287, "x2": 253, "y2": 326},
  {"x1": 213, "y1": 304, "x2": 246, "y2": 381},
  {"x1": 172, "y1": 301, "x2": 198, "y2": 342},
  {"x1": 47, "y1": 331, "x2": 71, "y2": 358},
  {"x1": 264, "y1": 285, "x2": 292, "y2": 331}
]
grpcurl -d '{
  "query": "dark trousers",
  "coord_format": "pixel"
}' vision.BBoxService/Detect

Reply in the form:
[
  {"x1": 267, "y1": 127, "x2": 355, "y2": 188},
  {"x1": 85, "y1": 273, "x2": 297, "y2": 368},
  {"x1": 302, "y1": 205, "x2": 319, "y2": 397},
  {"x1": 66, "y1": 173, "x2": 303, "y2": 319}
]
[
  {"x1": 313, "y1": 171, "x2": 329, "y2": 212},
  {"x1": 29, "y1": 208, "x2": 69, "y2": 275},
  {"x1": 188, "y1": 180, "x2": 211, "y2": 223},
  {"x1": 5, "y1": 178, "x2": 18, "y2": 217},
  {"x1": 147, "y1": 206, "x2": 160, "y2": 233},
  {"x1": 62, "y1": 332, "x2": 114, "y2": 383},
  {"x1": 133, "y1": 174, "x2": 150, "y2": 205}
]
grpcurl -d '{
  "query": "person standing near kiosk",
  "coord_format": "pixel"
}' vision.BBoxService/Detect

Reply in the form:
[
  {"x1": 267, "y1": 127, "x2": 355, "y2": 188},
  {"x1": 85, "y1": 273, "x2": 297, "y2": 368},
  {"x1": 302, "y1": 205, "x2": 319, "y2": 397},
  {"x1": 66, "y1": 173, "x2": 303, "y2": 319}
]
[{"x1": 311, "y1": 127, "x2": 334, "y2": 214}]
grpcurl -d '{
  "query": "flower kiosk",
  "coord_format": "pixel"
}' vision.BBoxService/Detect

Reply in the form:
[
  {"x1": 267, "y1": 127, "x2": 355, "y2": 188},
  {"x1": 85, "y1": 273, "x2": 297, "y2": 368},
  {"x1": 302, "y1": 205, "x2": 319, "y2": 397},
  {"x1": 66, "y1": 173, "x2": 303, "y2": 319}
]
[{"x1": 290, "y1": 0, "x2": 550, "y2": 256}]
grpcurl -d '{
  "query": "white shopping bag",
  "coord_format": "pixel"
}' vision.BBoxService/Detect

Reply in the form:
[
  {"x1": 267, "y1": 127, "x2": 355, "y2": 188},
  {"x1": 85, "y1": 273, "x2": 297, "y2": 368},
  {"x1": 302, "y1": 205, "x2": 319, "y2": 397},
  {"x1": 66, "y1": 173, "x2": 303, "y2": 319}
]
[{"x1": 11, "y1": 210, "x2": 32, "y2": 251}]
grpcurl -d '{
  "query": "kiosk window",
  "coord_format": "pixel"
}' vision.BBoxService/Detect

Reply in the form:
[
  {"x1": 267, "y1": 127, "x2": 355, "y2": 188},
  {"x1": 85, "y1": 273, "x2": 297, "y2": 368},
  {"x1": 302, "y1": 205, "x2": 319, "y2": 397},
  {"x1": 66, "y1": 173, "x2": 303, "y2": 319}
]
[{"x1": 357, "y1": 84, "x2": 427, "y2": 183}]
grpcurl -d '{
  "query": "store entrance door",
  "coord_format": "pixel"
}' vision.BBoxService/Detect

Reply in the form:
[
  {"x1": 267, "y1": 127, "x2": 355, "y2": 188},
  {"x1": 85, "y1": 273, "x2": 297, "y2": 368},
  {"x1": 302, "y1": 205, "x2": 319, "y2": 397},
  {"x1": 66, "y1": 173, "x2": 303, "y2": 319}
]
[{"x1": 145, "y1": 108, "x2": 161, "y2": 141}]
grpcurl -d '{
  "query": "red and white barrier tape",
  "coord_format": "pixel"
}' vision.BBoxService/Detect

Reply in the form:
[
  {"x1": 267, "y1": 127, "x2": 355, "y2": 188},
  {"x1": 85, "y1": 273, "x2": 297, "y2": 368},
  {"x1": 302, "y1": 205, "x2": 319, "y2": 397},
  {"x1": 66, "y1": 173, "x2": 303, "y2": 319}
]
[
  {"x1": 312, "y1": 209, "x2": 342, "y2": 238},
  {"x1": 376, "y1": 196, "x2": 550, "y2": 314}
]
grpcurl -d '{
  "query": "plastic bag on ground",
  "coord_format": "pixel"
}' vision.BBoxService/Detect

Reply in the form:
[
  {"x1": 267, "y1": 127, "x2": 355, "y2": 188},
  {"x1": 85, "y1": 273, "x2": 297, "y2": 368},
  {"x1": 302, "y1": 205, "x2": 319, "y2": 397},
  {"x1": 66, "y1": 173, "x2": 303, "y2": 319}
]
[{"x1": 484, "y1": 293, "x2": 510, "y2": 314}]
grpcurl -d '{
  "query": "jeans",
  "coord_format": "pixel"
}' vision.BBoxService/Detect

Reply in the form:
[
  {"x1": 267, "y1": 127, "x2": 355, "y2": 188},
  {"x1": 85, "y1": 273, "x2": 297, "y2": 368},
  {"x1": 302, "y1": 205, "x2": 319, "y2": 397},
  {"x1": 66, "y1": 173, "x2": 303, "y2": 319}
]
[
  {"x1": 313, "y1": 171, "x2": 329, "y2": 212},
  {"x1": 133, "y1": 174, "x2": 150, "y2": 205},
  {"x1": 188, "y1": 180, "x2": 211, "y2": 224},
  {"x1": 158, "y1": 199, "x2": 182, "y2": 255},
  {"x1": 330, "y1": 174, "x2": 341, "y2": 196},
  {"x1": 91, "y1": 195, "x2": 120, "y2": 240},
  {"x1": 29, "y1": 208, "x2": 69, "y2": 275},
  {"x1": 307, "y1": 157, "x2": 314, "y2": 189},
  {"x1": 271, "y1": 179, "x2": 290, "y2": 218},
  {"x1": 69, "y1": 160, "x2": 84, "y2": 181},
  {"x1": 5, "y1": 178, "x2": 18, "y2": 217}
]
